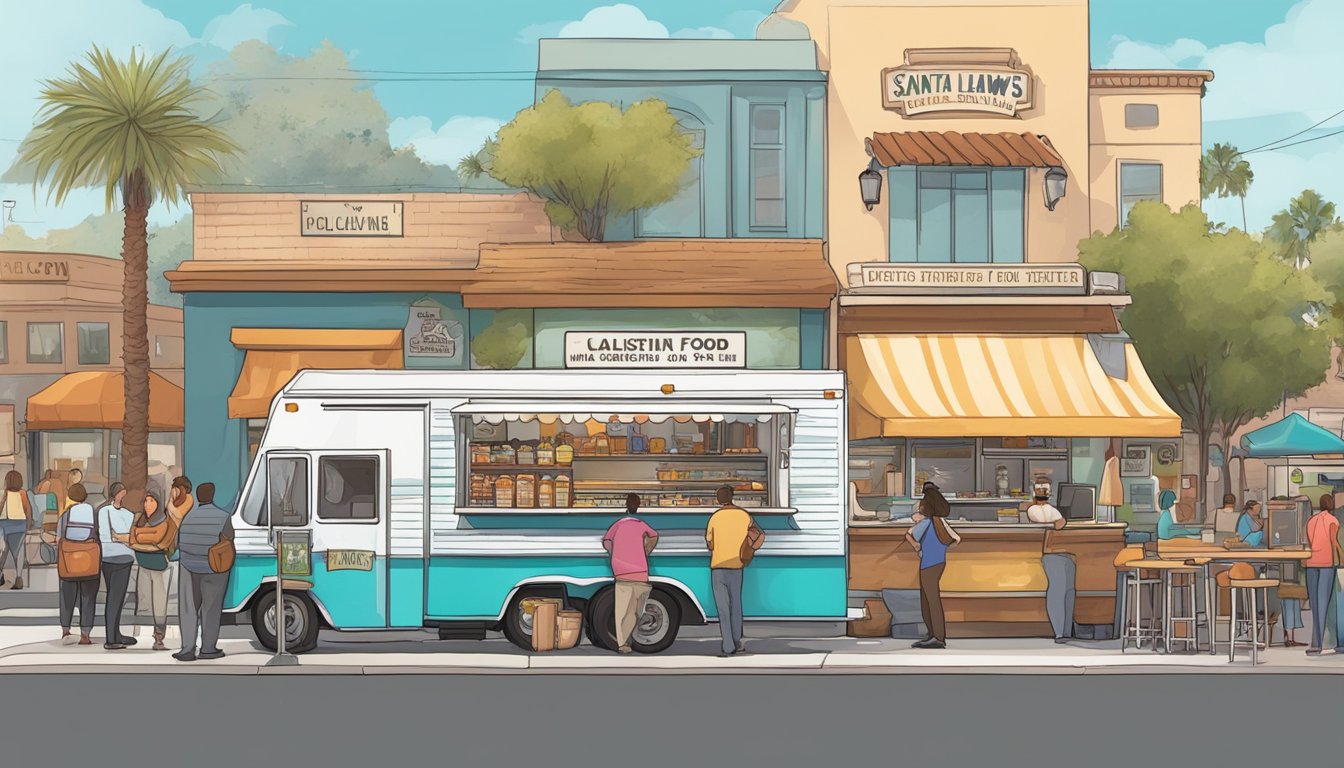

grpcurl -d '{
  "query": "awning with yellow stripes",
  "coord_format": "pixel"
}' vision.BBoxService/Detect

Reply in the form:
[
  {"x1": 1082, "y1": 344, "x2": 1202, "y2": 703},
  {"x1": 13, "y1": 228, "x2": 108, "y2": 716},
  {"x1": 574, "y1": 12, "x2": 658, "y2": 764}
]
[
  {"x1": 846, "y1": 334, "x2": 1181, "y2": 438},
  {"x1": 228, "y1": 329, "x2": 404, "y2": 419}
]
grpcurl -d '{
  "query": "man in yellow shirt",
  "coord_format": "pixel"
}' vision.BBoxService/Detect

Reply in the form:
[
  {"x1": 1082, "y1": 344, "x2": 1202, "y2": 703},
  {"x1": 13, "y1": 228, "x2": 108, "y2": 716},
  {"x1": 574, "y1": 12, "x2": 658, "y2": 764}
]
[{"x1": 706, "y1": 486, "x2": 762, "y2": 657}]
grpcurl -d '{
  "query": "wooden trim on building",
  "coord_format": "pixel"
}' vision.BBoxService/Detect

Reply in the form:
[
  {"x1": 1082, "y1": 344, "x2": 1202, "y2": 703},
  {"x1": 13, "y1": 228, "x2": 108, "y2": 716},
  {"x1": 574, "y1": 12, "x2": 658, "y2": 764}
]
[
  {"x1": 166, "y1": 260, "x2": 477, "y2": 293},
  {"x1": 837, "y1": 304, "x2": 1121, "y2": 334},
  {"x1": 1088, "y1": 69, "x2": 1214, "y2": 90}
]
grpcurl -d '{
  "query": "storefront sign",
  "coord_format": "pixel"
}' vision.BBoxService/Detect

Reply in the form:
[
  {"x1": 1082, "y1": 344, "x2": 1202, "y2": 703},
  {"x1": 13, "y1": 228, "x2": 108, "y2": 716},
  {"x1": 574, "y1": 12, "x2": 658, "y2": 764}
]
[
  {"x1": 882, "y1": 49, "x2": 1034, "y2": 117},
  {"x1": 564, "y1": 331, "x2": 747, "y2": 369},
  {"x1": 326, "y1": 549, "x2": 375, "y2": 572},
  {"x1": 849, "y1": 263, "x2": 1086, "y2": 295},
  {"x1": 301, "y1": 200, "x2": 403, "y2": 237},
  {"x1": 406, "y1": 301, "x2": 463, "y2": 361},
  {"x1": 0, "y1": 256, "x2": 70, "y2": 283}
]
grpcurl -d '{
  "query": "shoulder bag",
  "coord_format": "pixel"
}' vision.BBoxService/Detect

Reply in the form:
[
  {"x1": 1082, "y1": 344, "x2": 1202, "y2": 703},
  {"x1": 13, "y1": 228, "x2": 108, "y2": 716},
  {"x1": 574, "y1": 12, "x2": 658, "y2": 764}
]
[
  {"x1": 739, "y1": 512, "x2": 765, "y2": 567},
  {"x1": 208, "y1": 532, "x2": 236, "y2": 574},
  {"x1": 57, "y1": 507, "x2": 101, "y2": 581}
]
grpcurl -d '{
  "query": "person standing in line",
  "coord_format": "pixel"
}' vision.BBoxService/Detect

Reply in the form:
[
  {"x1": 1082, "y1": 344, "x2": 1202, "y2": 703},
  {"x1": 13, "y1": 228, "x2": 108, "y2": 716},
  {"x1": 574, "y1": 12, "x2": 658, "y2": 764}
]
[
  {"x1": 1, "y1": 471, "x2": 33, "y2": 589},
  {"x1": 164, "y1": 476, "x2": 193, "y2": 616},
  {"x1": 98, "y1": 483, "x2": 136, "y2": 650},
  {"x1": 906, "y1": 482, "x2": 959, "y2": 649},
  {"x1": 174, "y1": 483, "x2": 233, "y2": 662},
  {"x1": 53, "y1": 484, "x2": 98, "y2": 645},
  {"x1": 705, "y1": 486, "x2": 763, "y2": 658},
  {"x1": 601, "y1": 493, "x2": 659, "y2": 654},
  {"x1": 1026, "y1": 477, "x2": 1075, "y2": 644},
  {"x1": 130, "y1": 492, "x2": 175, "y2": 651},
  {"x1": 1304, "y1": 495, "x2": 1343, "y2": 655}
]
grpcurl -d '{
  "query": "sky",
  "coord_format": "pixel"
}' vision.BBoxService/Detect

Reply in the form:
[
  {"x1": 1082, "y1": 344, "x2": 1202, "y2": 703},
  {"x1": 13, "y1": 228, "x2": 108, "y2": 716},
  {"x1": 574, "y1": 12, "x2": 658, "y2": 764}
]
[{"x1": 0, "y1": 0, "x2": 1338, "y2": 235}]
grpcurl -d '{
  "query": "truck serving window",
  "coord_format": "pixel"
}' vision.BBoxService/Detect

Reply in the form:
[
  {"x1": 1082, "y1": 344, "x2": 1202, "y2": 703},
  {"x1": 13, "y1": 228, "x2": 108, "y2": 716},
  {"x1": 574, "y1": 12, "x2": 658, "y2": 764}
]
[{"x1": 318, "y1": 456, "x2": 379, "y2": 521}]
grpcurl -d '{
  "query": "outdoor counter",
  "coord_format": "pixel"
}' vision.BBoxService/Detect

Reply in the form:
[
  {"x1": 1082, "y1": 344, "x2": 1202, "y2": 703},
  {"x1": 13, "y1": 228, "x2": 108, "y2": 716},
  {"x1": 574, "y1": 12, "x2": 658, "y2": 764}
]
[{"x1": 849, "y1": 522, "x2": 1127, "y2": 637}]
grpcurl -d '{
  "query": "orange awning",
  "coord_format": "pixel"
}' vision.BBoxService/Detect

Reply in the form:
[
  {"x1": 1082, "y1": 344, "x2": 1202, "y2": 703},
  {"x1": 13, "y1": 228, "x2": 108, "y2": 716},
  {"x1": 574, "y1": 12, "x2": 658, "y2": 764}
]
[
  {"x1": 228, "y1": 328, "x2": 403, "y2": 419},
  {"x1": 27, "y1": 372, "x2": 184, "y2": 431}
]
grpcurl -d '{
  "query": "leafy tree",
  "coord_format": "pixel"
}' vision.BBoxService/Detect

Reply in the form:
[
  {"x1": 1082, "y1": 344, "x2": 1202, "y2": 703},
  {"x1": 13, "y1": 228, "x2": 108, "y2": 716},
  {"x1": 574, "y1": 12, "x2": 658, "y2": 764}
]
[
  {"x1": 482, "y1": 91, "x2": 701, "y2": 241},
  {"x1": 470, "y1": 310, "x2": 532, "y2": 370},
  {"x1": 12, "y1": 46, "x2": 236, "y2": 510},
  {"x1": 1200, "y1": 143, "x2": 1253, "y2": 232},
  {"x1": 1267, "y1": 189, "x2": 1341, "y2": 268},
  {"x1": 1079, "y1": 202, "x2": 1330, "y2": 507}
]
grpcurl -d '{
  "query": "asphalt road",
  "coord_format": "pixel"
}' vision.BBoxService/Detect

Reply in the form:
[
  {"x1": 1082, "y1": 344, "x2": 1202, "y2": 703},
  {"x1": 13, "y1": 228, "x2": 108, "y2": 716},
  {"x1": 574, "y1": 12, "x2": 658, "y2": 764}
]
[{"x1": 1, "y1": 673, "x2": 1335, "y2": 766}]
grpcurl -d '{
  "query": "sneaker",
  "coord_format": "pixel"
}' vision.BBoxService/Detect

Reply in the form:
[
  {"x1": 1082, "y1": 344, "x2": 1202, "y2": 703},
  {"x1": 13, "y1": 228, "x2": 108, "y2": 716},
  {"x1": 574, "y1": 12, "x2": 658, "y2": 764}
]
[
  {"x1": 172, "y1": 650, "x2": 197, "y2": 662},
  {"x1": 1307, "y1": 647, "x2": 1322, "y2": 656},
  {"x1": 60, "y1": 632, "x2": 76, "y2": 646},
  {"x1": 118, "y1": 636, "x2": 138, "y2": 646},
  {"x1": 735, "y1": 643, "x2": 746, "y2": 654},
  {"x1": 103, "y1": 643, "x2": 126, "y2": 650},
  {"x1": 617, "y1": 646, "x2": 632, "y2": 654},
  {"x1": 11, "y1": 577, "x2": 22, "y2": 590},
  {"x1": 912, "y1": 638, "x2": 946, "y2": 649},
  {"x1": 78, "y1": 636, "x2": 92, "y2": 646},
  {"x1": 198, "y1": 650, "x2": 226, "y2": 660},
  {"x1": 1054, "y1": 637, "x2": 1069, "y2": 644}
]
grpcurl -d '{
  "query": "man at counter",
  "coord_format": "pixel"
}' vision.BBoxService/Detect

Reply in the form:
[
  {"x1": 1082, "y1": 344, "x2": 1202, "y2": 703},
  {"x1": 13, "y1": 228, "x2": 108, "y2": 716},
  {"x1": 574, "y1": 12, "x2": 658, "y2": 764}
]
[{"x1": 1026, "y1": 478, "x2": 1074, "y2": 644}]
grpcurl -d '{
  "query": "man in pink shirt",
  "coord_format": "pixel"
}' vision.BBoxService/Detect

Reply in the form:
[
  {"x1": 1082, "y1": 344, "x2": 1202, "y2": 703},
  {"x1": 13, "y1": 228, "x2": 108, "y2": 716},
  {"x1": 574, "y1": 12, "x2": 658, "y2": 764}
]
[
  {"x1": 1304, "y1": 495, "x2": 1344, "y2": 654},
  {"x1": 602, "y1": 493, "x2": 659, "y2": 654}
]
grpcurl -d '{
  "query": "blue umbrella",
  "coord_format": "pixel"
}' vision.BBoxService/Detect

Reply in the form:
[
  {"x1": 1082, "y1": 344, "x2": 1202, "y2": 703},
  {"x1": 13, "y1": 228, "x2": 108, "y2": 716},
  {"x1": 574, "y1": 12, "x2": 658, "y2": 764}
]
[{"x1": 1240, "y1": 413, "x2": 1344, "y2": 458}]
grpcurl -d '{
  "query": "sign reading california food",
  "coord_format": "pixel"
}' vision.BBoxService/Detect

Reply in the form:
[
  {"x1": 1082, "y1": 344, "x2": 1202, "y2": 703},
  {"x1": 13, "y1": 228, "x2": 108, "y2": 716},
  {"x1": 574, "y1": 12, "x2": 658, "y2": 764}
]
[{"x1": 882, "y1": 48, "x2": 1034, "y2": 117}]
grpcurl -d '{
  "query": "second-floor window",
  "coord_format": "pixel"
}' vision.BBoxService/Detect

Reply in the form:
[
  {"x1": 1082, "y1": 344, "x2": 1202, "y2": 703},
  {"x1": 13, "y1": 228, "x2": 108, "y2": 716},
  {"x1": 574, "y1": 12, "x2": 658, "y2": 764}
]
[
  {"x1": 1120, "y1": 162, "x2": 1163, "y2": 226},
  {"x1": 749, "y1": 104, "x2": 786, "y2": 230},
  {"x1": 0, "y1": 321, "x2": 8, "y2": 364},
  {"x1": 901, "y1": 168, "x2": 1025, "y2": 264},
  {"x1": 78, "y1": 322, "x2": 110, "y2": 365},
  {"x1": 27, "y1": 322, "x2": 63, "y2": 364}
]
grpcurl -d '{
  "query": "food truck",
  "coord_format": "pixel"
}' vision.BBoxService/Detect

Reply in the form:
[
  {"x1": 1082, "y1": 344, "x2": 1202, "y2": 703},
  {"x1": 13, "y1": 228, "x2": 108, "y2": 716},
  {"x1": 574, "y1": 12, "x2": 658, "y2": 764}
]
[{"x1": 223, "y1": 369, "x2": 847, "y2": 653}]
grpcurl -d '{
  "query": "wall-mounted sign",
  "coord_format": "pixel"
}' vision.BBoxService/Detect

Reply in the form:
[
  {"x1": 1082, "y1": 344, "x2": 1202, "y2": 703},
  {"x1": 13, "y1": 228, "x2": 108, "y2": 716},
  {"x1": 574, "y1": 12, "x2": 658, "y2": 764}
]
[
  {"x1": 406, "y1": 300, "x2": 463, "y2": 361},
  {"x1": 0, "y1": 257, "x2": 70, "y2": 283},
  {"x1": 882, "y1": 48, "x2": 1034, "y2": 118},
  {"x1": 565, "y1": 331, "x2": 747, "y2": 369},
  {"x1": 326, "y1": 549, "x2": 375, "y2": 572},
  {"x1": 849, "y1": 263, "x2": 1086, "y2": 295},
  {"x1": 301, "y1": 200, "x2": 403, "y2": 237},
  {"x1": 1120, "y1": 446, "x2": 1152, "y2": 478}
]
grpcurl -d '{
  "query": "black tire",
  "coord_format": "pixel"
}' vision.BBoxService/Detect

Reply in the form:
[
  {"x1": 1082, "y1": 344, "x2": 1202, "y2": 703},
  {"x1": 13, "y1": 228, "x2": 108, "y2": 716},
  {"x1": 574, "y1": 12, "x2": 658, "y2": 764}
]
[
  {"x1": 501, "y1": 588, "x2": 566, "y2": 651},
  {"x1": 251, "y1": 589, "x2": 321, "y2": 654},
  {"x1": 585, "y1": 585, "x2": 682, "y2": 654}
]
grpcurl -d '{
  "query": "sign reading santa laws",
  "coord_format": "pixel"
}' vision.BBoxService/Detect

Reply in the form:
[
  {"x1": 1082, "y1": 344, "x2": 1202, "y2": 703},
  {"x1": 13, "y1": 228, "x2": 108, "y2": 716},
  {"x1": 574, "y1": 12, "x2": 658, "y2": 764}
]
[{"x1": 882, "y1": 48, "x2": 1035, "y2": 118}]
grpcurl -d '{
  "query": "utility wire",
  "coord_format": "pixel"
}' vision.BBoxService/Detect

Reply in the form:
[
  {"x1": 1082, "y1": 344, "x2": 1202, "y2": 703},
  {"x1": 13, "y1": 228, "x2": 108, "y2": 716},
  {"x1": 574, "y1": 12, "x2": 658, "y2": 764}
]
[
  {"x1": 1241, "y1": 125, "x2": 1344, "y2": 154},
  {"x1": 1236, "y1": 106, "x2": 1344, "y2": 155}
]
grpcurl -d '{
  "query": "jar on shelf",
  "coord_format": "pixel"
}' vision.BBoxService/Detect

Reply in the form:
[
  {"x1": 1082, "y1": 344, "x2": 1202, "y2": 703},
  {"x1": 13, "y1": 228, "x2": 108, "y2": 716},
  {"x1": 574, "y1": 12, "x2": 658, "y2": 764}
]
[
  {"x1": 649, "y1": 437, "x2": 667, "y2": 454},
  {"x1": 517, "y1": 441, "x2": 536, "y2": 466},
  {"x1": 494, "y1": 475, "x2": 515, "y2": 508},
  {"x1": 538, "y1": 475, "x2": 555, "y2": 508},
  {"x1": 515, "y1": 474, "x2": 537, "y2": 507},
  {"x1": 555, "y1": 441, "x2": 575, "y2": 465},
  {"x1": 537, "y1": 437, "x2": 555, "y2": 466},
  {"x1": 555, "y1": 475, "x2": 572, "y2": 507}
]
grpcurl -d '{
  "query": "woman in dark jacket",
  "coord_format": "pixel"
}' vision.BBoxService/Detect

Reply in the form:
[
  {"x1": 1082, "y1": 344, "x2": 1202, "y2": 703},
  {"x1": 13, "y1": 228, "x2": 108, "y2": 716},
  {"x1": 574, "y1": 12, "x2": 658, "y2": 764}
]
[{"x1": 905, "y1": 482, "x2": 960, "y2": 649}]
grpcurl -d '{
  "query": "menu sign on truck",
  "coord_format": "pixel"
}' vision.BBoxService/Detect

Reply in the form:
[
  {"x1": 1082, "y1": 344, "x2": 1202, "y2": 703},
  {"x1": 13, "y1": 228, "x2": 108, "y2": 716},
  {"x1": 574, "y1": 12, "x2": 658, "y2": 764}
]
[{"x1": 565, "y1": 331, "x2": 747, "y2": 369}]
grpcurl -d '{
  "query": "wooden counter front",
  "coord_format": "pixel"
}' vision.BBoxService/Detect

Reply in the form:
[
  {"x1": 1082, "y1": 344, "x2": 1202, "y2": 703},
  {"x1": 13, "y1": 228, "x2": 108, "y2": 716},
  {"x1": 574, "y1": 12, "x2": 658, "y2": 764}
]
[{"x1": 849, "y1": 523, "x2": 1127, "y2": 637}]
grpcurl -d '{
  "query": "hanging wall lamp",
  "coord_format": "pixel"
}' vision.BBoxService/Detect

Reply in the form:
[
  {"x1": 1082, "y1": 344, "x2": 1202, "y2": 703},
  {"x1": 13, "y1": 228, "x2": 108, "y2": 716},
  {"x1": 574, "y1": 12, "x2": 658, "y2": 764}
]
[
  {"x1": 1044, "y1": 166, "x2": 1068, "y2": 211},
  {"x1": 859, "y1": 159, "x2": 883, "y2": 211}
]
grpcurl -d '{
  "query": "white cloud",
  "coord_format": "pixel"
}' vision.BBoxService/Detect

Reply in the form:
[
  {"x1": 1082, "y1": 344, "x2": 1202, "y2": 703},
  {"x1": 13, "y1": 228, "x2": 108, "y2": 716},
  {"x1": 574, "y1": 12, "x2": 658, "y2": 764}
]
[
  {"x1": 388, "y1": 115, "x2": 505, "y2": 167},
  {"x1": 1103, "y1": 0, "x2": 1344, "y2": 231},
  {"x1": 559, "y1": 4, "x2": 669, "y2": 38},
  {"x1": 201, "y1": 3, "x2": 293, "y2": 51},
  {"x1": 673, "y1": 26, "x2": 735, "y2": 40}
]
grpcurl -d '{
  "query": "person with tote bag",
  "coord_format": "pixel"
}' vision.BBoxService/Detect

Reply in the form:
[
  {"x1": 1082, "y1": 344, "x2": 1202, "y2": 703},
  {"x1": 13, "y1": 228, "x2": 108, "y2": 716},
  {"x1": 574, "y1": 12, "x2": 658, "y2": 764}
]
[
  {"x1": 905, "y1": 482, "x2": 960, "y2": 649},
  {"x1": 53, "y1": 484, "x2": 100, "y2": 645}
]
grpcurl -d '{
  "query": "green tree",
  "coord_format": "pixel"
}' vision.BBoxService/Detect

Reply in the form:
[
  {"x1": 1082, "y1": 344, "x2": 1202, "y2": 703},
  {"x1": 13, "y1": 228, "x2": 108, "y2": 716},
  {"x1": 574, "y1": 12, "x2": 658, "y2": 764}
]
[
  {"x1": 470, "y1": 310, "x2": 533, "y2": 370},
  {"x1": 1268, "y1": 189, "x2": 1340, "y2": 268},
  {"x1": 12, "y1": 46, "x2": 236, "y2": 509},
  {"x1": 1079, "y1": 202, "x2": 1330, "y2": 507},
  {"x1": 1200, "y1": 143, "x2": 1253, "y2": 232},
  {"x1": 481, "y1": 91, "x2": 701, "y2": 241}
]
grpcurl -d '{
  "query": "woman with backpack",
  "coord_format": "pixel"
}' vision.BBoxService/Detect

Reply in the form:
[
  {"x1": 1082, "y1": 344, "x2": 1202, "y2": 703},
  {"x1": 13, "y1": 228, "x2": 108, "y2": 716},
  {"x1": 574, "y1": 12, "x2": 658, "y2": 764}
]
[
  {"x1": 54, "y1": 483, "x2": 99, "y2": 645},
  {"x1": 130, "y1": 492, "x2": 175, "y2": 651},
  {"x1": 905, "y1": 482, "x2": 960, "y2": 649},
  {"x1": 1, "y1": 471, "x2": 33, "y2": 590}
]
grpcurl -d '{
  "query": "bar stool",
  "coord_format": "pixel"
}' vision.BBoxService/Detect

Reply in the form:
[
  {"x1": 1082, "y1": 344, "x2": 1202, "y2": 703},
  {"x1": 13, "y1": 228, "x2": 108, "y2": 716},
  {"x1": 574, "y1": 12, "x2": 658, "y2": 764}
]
[
  {"x1": 1116, "y1": 549, "x2": 1163, "y2": 652},
  {"x1": 1163, "y1": 562, "x2": 1202, "y2": 652},
  {"x1": 1229, "y1": 575, "x2": 1279, "y2": 665}
]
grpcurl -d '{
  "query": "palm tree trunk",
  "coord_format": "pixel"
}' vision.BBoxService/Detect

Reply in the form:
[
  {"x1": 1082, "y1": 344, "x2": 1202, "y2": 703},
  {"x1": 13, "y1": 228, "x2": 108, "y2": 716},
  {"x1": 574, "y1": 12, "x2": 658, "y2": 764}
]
[
  {"x1": 120, "y1": 172, "x2": 150, "y2": 513},
  {"x1": 1240, "y1": 194, "x2": 1247, "y2": 232}
]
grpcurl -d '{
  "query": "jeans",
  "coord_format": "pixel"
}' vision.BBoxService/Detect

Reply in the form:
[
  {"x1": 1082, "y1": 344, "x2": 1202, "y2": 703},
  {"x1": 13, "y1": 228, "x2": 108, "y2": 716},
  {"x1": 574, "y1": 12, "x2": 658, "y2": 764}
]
[
  {"x1": 919, "y1": 563, "x2": 947, "y2": 642},
  {"x1": 0, "y1": 520, "x2": 25, "y2": 579},
  {"x1": 614, "y1": 579, "x2": 652, "y2": 649},
  {"x1": 710, "y1": 568, "x2": 744, "y2": 655},
  {"x1": 101, "y1": 560, "x2": 132, "y2": 643},
  {"x1": 1043, "y1": 553, "x2": 1077, "y2": 639},
  {"x1": 136, "y1": 566, "x2": 170, "y2": 635},
  {"x1": 1307, "y1": 567, "x2": 1335, "y2": 650},
  {"x1": 179, "y1": 569, "x2": 229, "y2": 654},
  {"x1": 59, "y1": 578, "x2": 98, "y2": 634}
]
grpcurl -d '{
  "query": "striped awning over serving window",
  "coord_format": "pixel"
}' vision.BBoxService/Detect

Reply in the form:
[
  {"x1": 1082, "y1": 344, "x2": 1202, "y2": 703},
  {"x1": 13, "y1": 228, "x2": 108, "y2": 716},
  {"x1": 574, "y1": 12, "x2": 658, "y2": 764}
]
[
  {"x1": 846, "y1": 334, "x2": 1180, "y2": 438},
  {"x1": 869, "y1": 131, "x2": 1064, "y2": 168}
]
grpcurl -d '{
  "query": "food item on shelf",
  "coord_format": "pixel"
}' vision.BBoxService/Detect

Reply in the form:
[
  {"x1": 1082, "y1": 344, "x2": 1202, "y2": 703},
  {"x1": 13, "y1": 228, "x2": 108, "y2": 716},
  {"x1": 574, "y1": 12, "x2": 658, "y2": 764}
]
[
  {"x1": 515, "y1": 474, "x2": 537, "y2": 507},
  {"x1": 630, "y1": 427, "x2": 648, "y2": 454},
  {"x1": 517, "y1": 442, "x2": 536, "y2": 466},
  {"x1": 536, "y1": 438, "x2": 555, "y2": 466},
  {"x1": 744, "y1": 423, "x2": 757, "y2": 451},
  {"x1": 494, "y1": 475, "x2": 515, "y2": 508},
  {"x1": 594, "y1": 433, "x2": 610, "y2": 456},
  {"x1": 577, "y1": 437, "x2": 594, "y2": 456},
  {"x1": 554, "y1": 475, "x2": 572, "y2": 507},
  {"x1": 691, "y1": 443, "x2": 705, "y2": 455},
  {"x1": 471, "y1": 444, "x2": 491, "y2": 465},
  {"x1": 538, "y1": 476, "x2": 555, "y2": 508},
  {"x1": 611, "y1": 436, "x2": 628, "y2": 454},
  {"x1": 649, "y1": 437, "x2": 666, "y2": 454},
  {"x1": 470, "y1": 473, "x2": 491, "y2": 505},
  {"x1": 555, "y1": 442, "x2": 575, "y2": 465},
  {"x1": 495, "y1": 442, "x2": 517, "y2": 465}
]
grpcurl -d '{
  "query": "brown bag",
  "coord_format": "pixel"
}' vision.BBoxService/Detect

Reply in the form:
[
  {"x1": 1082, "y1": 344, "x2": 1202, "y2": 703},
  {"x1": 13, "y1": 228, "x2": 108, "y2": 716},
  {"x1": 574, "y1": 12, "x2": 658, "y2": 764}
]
[
  {"x1": 57, "y1": 508, "x2": 100, "y2": 581},
  {"x1": 208, "y1": 534, "x2": 236, "y2": 573},
  {"x1": 739, "y1": 520, "x2": 765, "y2": 566}
]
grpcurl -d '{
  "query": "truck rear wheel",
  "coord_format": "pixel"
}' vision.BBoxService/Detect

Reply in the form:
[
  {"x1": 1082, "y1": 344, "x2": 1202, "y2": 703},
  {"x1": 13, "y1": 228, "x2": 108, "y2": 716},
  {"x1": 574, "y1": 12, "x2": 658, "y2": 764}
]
[
  {"x1": 585, "y1": 586, "x2": 682, "y2": 654},
  {"x1": 252, "y1": 590, "x2": 320, "y2": 654}
]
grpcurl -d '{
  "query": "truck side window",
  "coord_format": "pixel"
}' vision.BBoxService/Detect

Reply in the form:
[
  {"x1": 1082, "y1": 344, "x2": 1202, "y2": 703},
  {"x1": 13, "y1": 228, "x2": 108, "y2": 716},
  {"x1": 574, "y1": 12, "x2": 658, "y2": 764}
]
[
  {"x1": 318, "y1": 456, "x2": 379, "y2": 521},
  {"x1": 268, "y1": 456, "x2": 309, "y2": 527}
]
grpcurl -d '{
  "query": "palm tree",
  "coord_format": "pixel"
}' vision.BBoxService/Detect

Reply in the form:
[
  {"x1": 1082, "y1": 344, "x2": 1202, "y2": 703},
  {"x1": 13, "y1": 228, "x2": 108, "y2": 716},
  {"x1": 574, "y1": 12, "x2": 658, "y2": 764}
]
[
  {"x1": 1268, "y1": 189, "x2": 1340, "y2": 268},
  {"x1": 456, "y1": 137, "x2": 497, "y2": 183},
  {"x1": 15, "y1": 47, "x2": 235, "y2": 509},
  {"x1": 1200, "y1": 143, "x2": 1254, "y2": 231}
]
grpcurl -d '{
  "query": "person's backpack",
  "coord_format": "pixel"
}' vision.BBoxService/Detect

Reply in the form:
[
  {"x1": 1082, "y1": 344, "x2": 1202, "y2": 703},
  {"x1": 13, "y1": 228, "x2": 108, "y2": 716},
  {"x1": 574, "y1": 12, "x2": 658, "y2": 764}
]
[{"x1": 57, "y1": 507, "x2": 100, "y2": 581}]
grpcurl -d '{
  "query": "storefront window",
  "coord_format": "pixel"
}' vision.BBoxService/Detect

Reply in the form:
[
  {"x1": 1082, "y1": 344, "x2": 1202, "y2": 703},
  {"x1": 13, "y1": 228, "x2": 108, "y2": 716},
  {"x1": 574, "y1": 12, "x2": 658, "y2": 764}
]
[
  {"x1": 154, "y1": 335, "x2": 185, "y2": 367},
  {"x1": 0, "y1": 405, "x2": 14, "y2": 457},
  {"x1": 906, "y1": 168, "x2": 1024, "y2": 264},
  {"x1": 532, "y1": 309, "x2": 801, "y2": 369},
  {"x1": 1120, "y1": 162, "x2": 1163, "y2": 226},
  {"x1": 39, "y1": 431, "x2": 106, "y2": 497},
  {"x1": 462, "y1": 411, "x2": 781, "y2": 511},
  {"x1": 27, "y1": 322, "x2": 63, "y2": 364},
  {"x1": 77, "y1": 322, "x2": 110, "y2": 365},
  {"x1": 637, "y1": 116, "x2": 705, "y2": 238},
  {"x1": 147, "y1": 432, "x2": 182, "y2": 500},
  {"x1": 911, "y1": 442, "x2": 975, "y2": 496}
]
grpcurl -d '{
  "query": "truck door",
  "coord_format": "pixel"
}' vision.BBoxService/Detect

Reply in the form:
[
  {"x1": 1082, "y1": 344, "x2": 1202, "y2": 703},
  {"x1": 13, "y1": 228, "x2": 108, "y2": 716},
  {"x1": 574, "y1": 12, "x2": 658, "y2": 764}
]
[{"x1": 309, "y1": 449, "x2": 391, "y2": 628}]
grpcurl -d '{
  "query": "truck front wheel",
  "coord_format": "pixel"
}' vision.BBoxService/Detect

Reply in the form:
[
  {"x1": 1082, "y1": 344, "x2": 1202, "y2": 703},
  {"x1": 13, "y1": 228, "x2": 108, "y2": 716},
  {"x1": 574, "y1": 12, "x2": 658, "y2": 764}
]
[
  {"x1": 585, "y1": 586, "x2": 682, "y2": 654},
  {"x1": 252, "y1": 590, "x2": 320, "y2": 654}
]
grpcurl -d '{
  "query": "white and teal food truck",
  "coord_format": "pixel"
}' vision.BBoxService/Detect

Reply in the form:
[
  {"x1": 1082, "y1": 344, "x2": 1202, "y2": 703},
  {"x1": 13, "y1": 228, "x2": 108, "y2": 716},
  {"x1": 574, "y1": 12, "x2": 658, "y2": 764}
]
[{"x1": 224, "y1": 369, "x2": 847, "y2": 653}]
